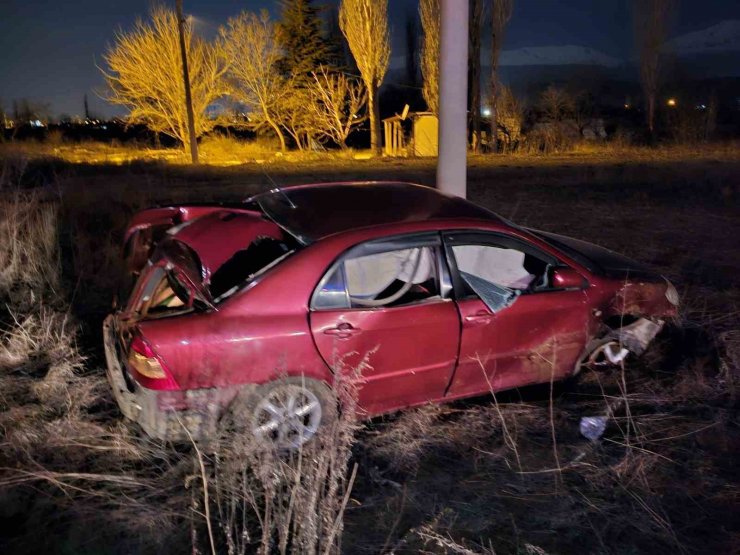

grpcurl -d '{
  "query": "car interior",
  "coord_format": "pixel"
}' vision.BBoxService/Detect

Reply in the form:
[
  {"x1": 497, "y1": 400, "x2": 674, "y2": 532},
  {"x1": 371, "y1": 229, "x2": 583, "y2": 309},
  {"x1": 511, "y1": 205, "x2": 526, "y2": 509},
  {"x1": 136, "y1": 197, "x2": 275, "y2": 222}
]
[{"x1": 344, "y1": 246, "x2": 441, "y2": 308}]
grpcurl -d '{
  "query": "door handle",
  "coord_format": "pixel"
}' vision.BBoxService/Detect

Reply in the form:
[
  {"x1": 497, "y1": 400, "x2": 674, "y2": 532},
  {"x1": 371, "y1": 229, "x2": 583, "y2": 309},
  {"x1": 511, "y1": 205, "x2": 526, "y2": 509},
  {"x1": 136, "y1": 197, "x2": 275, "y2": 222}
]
[
  {"x1": 323, "y1": 323, "x2": 361, "y2": 339},
  {"x1": 465, "y1": 311, "x2": 493, "y2": 325}
]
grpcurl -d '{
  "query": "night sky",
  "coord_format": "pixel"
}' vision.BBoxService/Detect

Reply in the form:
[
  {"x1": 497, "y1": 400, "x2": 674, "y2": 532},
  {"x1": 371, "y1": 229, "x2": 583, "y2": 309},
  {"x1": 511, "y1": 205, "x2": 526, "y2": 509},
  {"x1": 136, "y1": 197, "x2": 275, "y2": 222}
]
[{"x1": 0, "y1": 0, "x2": 737, "y2": 118}]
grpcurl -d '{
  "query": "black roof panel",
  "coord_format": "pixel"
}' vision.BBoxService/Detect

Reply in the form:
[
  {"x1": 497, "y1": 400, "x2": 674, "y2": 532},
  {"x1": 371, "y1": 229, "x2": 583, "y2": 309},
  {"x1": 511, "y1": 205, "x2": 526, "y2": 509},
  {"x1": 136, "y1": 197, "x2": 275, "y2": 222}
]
[{"x1": 246, "y1": 182, "x2": 503, "y2": 244}]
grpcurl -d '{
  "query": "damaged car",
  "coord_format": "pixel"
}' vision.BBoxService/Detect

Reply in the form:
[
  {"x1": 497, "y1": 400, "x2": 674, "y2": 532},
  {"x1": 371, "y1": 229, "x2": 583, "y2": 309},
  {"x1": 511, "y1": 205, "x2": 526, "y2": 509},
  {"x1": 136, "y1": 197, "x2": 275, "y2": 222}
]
[{"x1": 104, "y1": 182, "x2": 678, "y2": 448}]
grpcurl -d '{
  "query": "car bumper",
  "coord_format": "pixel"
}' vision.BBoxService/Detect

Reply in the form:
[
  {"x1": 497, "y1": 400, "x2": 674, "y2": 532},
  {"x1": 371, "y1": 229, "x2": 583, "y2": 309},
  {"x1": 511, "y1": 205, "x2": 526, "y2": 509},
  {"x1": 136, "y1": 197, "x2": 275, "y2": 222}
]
[{"x1": 103, "y1": 315, "x2": 230, "y2": 442}]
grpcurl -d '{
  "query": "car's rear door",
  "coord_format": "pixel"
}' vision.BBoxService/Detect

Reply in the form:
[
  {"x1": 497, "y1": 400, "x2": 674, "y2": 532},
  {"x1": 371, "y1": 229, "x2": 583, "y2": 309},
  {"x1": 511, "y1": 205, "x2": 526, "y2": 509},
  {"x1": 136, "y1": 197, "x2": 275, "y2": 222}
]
[
  {"x1": 443, "y1": 231, "x2": 594, "y2": 398},
  {"x1": 309, "y1": 233, "x2": 460, "y2": 415}
]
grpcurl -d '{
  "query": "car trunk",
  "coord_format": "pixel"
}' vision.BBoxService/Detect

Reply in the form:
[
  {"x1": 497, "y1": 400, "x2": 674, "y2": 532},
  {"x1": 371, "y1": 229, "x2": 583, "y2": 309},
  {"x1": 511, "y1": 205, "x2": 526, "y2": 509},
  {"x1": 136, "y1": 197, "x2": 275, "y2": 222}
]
[{"x1": 117, "y1": 208, "x2": 298, "y2": 324}]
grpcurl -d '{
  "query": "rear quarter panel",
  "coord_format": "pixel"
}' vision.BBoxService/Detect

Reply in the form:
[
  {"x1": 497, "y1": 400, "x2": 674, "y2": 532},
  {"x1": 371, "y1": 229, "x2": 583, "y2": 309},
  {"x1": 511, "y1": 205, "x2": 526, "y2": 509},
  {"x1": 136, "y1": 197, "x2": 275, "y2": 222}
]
[{"x1": 137, "y1": 240, "x2": 339, "y2": 390}]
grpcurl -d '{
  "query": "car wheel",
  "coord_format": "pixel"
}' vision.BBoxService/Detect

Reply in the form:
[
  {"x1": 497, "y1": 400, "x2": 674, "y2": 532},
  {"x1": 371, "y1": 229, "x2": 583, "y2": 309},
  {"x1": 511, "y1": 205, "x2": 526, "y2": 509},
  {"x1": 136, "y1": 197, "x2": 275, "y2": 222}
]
[
  {"x1": 575, "y1": 337, "x2": 630, "y2": 374},
  {"x1": 229, "y1": 377, "x2": 337, "y2": 450}
]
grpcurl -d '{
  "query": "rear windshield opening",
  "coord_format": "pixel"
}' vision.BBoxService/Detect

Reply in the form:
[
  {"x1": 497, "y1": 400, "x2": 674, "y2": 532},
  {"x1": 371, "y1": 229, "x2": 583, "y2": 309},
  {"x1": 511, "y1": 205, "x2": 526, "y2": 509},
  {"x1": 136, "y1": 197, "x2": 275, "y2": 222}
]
[
  {"x1": 209, "y1": 236, "x2": 295, "y2": 301},
  {"x1": 136, "y1": 267, "x2": 196, "y2": 319}
]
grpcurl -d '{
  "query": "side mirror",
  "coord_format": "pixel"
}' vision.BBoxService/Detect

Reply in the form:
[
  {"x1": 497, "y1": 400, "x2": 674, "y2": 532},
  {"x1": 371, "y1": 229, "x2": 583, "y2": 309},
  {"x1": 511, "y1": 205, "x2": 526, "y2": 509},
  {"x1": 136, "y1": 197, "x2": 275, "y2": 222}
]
[{"x1": 551, "y1": 267, "x2": 586, "y2": 290}]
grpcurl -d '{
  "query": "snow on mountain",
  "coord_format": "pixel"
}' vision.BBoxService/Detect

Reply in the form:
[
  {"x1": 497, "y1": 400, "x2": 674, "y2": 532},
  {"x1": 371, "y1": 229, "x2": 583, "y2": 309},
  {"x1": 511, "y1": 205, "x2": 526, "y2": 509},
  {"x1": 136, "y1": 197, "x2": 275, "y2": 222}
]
[
  {"x1": 390, "y1": 45, "x2": 623, "y2": 71},
  {"x1": 496, "y1": 45, "x2": 622, "y2": 67},
  {"x1": 667, "y1": 20, "x2": 740, "y2": 54}
]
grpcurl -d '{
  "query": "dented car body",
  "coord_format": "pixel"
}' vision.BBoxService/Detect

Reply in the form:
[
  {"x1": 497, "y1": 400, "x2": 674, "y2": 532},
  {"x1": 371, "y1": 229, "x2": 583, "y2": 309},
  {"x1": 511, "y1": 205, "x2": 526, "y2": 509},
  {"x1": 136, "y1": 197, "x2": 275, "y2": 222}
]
[{"x1": 104, "y1": 182, "x2": 678, "y2": 444}]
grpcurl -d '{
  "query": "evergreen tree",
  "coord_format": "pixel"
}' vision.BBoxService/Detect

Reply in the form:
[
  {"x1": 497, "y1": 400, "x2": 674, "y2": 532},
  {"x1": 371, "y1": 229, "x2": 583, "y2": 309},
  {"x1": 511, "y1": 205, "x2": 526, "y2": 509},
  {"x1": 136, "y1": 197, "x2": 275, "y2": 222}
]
[
  {"x1": 277, "y1": 0, "x2": 332, "y2": 79},
  {"x1": 326, "y1": 5, "x2": 356, "y2": 72}
]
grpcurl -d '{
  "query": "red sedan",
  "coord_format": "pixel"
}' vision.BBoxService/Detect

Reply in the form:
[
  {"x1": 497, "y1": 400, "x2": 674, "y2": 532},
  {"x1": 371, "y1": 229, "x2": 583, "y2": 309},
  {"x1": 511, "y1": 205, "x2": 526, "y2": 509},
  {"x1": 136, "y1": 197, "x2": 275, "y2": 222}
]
[{"x1": 104, "y1": 182, "x2": 678, "y2": 448}]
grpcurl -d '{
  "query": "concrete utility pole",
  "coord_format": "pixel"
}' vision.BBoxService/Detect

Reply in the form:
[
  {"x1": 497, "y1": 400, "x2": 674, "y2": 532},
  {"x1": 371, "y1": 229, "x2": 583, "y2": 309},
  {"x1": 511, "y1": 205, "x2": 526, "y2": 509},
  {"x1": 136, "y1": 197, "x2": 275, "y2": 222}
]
[
  {"x1": 176, "y1": 0, "x2": 199, "y2": 164},
  {"x1": 436, "y1": 0, "x2": 469, "y2": 198}
]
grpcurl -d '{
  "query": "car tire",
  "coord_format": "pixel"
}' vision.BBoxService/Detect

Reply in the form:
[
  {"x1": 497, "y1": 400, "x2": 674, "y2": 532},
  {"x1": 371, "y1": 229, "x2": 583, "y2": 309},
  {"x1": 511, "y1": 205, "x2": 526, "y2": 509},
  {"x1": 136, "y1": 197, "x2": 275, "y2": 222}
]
[
  {"x1": 225, "y1": 376, "x2": 338, "y2": 450},
  {"x1": 574, "y1": 336, "x2": 629, "y2": 376}
]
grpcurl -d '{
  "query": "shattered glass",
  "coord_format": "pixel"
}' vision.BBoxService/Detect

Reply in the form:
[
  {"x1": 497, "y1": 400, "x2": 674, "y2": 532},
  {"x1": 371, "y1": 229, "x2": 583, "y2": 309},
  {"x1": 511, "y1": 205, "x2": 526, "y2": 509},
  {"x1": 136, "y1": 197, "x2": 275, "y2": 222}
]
[{"x1": 459, "y1": 271, "x2": 518, "y2": 313}]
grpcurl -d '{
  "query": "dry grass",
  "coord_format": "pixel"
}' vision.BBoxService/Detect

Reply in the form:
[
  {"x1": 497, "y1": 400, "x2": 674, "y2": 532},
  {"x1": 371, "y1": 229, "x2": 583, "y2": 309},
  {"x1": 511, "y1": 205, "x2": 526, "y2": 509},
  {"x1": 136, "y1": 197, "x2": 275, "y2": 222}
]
[
  {"x1": 0, "y1": 160, "x2": 363, "y2": 554},
  {"x1": 203, "y1": 382, "x2": 360, "y2": 554},
  {"x1": 0, "y1": 165, "x2": 178, "y2": 553},
  {"x1": 1, "y1": 137, "x2": 738, "y2": 170},
  {"x1": 0, "y1": 178, "x2": 60, "y2": 296},
  {"x1": 0, "y1": 147, "x2": 737, "y2": 554}
]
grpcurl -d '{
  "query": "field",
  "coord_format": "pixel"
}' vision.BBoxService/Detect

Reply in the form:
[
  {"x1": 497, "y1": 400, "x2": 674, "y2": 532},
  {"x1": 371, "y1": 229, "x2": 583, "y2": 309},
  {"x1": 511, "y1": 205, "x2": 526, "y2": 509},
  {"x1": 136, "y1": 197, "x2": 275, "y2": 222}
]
[{"x1": 0, "y1": 143, "x2": 738, "y2": 554}]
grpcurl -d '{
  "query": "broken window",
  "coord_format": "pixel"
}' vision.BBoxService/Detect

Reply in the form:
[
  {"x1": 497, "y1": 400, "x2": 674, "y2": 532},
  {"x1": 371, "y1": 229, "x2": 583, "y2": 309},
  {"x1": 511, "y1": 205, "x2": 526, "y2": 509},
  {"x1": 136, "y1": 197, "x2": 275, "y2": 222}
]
[
  {"x1": 453, "y1": 245, "x2": 538, "y2": 290},
  {"x1": 313, "y1": 236, "x2": 444, "y2": 310},
  {"x1": 449, "y1": 239, "x2": 554, "y2": 313},
  {"x1": 209, "y1": 237, "x2": 294, "y2": 301},
  {"x1": 135, "y1": 267, "x2": 194, "y2": 319}
]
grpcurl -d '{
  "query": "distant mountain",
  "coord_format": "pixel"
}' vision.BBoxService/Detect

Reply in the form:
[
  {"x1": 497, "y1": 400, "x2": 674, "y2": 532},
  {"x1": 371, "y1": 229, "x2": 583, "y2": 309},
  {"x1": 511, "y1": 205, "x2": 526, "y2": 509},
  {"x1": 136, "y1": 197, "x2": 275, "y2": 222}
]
[
  {"x1": 496, "y1": 45, "x2": 622, "y2": 67},
  {"x1": 391, "y1": 44, "x2": 623, "y2": 71},
  {"x1": 385, "y1": 21, "x2": 739, "y2": 89},
  {"x1": 667, "y1": 20, "x2": 740, "y2": 54}
]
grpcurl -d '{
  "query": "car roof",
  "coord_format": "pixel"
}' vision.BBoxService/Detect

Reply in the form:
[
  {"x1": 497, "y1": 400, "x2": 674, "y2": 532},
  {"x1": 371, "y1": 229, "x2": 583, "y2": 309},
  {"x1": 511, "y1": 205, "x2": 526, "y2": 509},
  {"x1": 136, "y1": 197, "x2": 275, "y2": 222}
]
[{"x1": 245, "y1": 181, "x2": 505, "y2": 244}]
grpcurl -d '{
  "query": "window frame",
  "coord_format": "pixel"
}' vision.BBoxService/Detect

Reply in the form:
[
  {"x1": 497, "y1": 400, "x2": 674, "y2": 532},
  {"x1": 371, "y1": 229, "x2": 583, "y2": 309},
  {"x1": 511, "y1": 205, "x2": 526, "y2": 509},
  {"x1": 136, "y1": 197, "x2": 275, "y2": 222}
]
[
  {"x1": 442, "y1": 230, "x2": 577, "y2": 300},
  {"x1": 310, "y1": 232, "x2": 453, "y2": 312}
]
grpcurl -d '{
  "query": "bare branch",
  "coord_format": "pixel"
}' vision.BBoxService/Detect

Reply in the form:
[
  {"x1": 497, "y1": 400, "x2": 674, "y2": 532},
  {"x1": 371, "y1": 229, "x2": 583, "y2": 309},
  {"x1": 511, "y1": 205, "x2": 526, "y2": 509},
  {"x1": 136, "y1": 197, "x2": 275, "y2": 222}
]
[
  {"x1": 309, "y1": 67, "x2": 368, "y2": 149},
  {"x1": 102, "y1": 7, "x2": 227, "y2": 149}
]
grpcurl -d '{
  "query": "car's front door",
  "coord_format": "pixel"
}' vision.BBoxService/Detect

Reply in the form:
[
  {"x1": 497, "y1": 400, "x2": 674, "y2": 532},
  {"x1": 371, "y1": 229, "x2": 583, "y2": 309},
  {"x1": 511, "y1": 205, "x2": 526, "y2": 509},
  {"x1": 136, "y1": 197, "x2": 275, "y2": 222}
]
[
  {"x1": 309, "y1": 233, "x2": 460, "y2": 415},
  {"x1": 443, "y1": 231, "x2": 595, "y2": 399}
]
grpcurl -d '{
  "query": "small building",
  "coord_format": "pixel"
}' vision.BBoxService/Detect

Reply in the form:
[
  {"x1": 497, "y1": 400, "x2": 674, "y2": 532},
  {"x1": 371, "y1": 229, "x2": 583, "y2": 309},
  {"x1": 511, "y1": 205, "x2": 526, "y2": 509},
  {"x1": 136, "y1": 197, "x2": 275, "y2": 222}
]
[
  {"x1": 411, "y1": 112, "x2": 438, "y2": 157},
  {"x1": 382, "y1": 110, "x2": 439, "y2": 157}
]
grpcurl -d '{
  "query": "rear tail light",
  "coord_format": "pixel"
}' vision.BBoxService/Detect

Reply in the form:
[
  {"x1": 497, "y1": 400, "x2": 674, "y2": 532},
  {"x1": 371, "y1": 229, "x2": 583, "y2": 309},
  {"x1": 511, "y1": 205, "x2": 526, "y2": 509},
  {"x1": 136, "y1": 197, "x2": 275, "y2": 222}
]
[{"x1": 128, "y1": 335, "x2": 167, "y2": 380}]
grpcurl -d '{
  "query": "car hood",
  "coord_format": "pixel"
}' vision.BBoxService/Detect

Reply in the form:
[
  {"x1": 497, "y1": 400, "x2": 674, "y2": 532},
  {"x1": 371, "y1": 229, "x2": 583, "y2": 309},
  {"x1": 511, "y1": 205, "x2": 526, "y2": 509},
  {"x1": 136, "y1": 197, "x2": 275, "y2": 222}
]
[{"x1": 529, "y1": 229, "x2": 661, "y2": 280}]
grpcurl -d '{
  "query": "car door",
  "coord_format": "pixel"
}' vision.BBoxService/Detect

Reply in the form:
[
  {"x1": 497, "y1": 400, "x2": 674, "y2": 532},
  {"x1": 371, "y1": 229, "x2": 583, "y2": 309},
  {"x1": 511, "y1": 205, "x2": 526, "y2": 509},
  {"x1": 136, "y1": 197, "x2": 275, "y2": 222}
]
[
  {"x1": 309, "y1": 233, "x2": 460, "y2": 415},
  {"x1": 443, "y1": 231, "x2": 595, "y2": 399}
]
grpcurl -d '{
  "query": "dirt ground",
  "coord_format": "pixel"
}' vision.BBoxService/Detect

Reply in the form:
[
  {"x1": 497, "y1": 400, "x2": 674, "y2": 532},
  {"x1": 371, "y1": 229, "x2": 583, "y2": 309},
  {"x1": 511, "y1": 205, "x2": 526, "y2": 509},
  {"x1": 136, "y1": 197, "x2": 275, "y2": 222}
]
[{"x1": 1, "y1": 146, "x2": 738, "y2": 554}]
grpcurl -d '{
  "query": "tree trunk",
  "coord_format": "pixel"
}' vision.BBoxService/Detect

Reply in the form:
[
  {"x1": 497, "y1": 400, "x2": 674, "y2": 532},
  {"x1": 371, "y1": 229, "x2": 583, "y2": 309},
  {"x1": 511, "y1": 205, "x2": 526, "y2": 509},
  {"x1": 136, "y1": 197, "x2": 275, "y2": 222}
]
[
  {"x1": 647, "y1": 93, "x2": 655, "y2": 136},
  {"x1": 469, "y1": 0, "x2": 482, "y2": 153},
  {"x1": 368, "y1": 84, "x2": 381, "y2": 155},
  {"x1": 265, "y1": 114, "x2": 286, "y2": 152},
  {"x1": 490, "y1": 76, "x2": 498, "y2": 152}
]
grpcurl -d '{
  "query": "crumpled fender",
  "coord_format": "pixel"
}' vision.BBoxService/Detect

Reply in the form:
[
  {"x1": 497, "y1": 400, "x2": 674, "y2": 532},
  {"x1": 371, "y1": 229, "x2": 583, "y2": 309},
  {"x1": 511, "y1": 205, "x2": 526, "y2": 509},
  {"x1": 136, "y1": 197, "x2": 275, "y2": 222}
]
[{"x1": 607, "y1": 280, "x2": 678, "y2": 318}]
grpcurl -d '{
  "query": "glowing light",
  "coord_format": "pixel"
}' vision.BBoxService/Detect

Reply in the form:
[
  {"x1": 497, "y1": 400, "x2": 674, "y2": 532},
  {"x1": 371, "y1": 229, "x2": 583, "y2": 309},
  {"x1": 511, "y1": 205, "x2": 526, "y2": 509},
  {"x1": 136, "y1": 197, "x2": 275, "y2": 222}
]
[
  {"x1": 624, "y1": 103, "x2": 630, "y2": 109},
  {"x1": 481, "y1": 107, "x2": 491, "y2": 117},
  {"x1": 667, "y1": 98, "x2": 677, "y2": 107}
]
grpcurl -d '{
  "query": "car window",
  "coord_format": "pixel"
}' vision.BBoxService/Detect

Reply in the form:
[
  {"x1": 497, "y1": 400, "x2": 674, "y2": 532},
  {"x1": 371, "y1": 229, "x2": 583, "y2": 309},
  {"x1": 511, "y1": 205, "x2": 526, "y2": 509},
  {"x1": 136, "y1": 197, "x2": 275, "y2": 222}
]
[
  {"x1": 449, "y1": 242, "x2": 553, "y2": 312},
  {"x1": 135, "y1": 267, "x2": 194, "y2": 319},
  {"x1": 210, "y1": 236, "x2": 294, "y2": 302},
  {"x1": 314, "y1": 246, "x2": 442, "y2": 310},
  {"x1": 453, "y1": 245, "x2": 538, "y2": 290}
]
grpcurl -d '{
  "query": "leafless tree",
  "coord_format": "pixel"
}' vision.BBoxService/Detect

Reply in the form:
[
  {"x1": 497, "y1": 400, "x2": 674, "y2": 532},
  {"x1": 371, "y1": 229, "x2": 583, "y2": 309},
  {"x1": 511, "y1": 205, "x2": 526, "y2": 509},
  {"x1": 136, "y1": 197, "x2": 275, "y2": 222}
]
[
  {"x1": 539, "y1": 85, "x2": 576, "y2": 122},
  {"x1": 493, "y1": 85, "x2": 523, "y2": 152},
  {"x1": 0, "y1": 99, "x2": 7, "y2": 129},
  {"x1": 469, "y1": 0, "x2": 486, "y2": 152},
  {"x1": 339, "y1": 0, "x2": 390, "y2": 156},
  {"x1": 281, "y1": 88, "x2": 321, "y2": 150},
  {"x1": 309, "y1": 67, "x2": 367, "y2": 149},
  {"x1": 633, "y1": 0, "x2": 675, "y2": 136},
  {"x1": 103, "y1": 7, "x2": 227, "y2": 150},
  {"x1": 419, "y1": 0, "x2": 440, "y2": 115},
  {"x1": 221, "y1": 11, "x2": 292, "y2": 151},
  {"x1": 490, "y1": 0, "x2": 513, "y2": 149}
]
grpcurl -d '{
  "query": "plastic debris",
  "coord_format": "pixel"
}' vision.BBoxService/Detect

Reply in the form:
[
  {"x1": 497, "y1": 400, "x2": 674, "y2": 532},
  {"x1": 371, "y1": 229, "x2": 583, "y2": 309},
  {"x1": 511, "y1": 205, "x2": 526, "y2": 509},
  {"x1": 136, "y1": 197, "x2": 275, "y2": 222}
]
[{"x1": 580, "y1": 416, "x2": 608, "y2": 441}]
